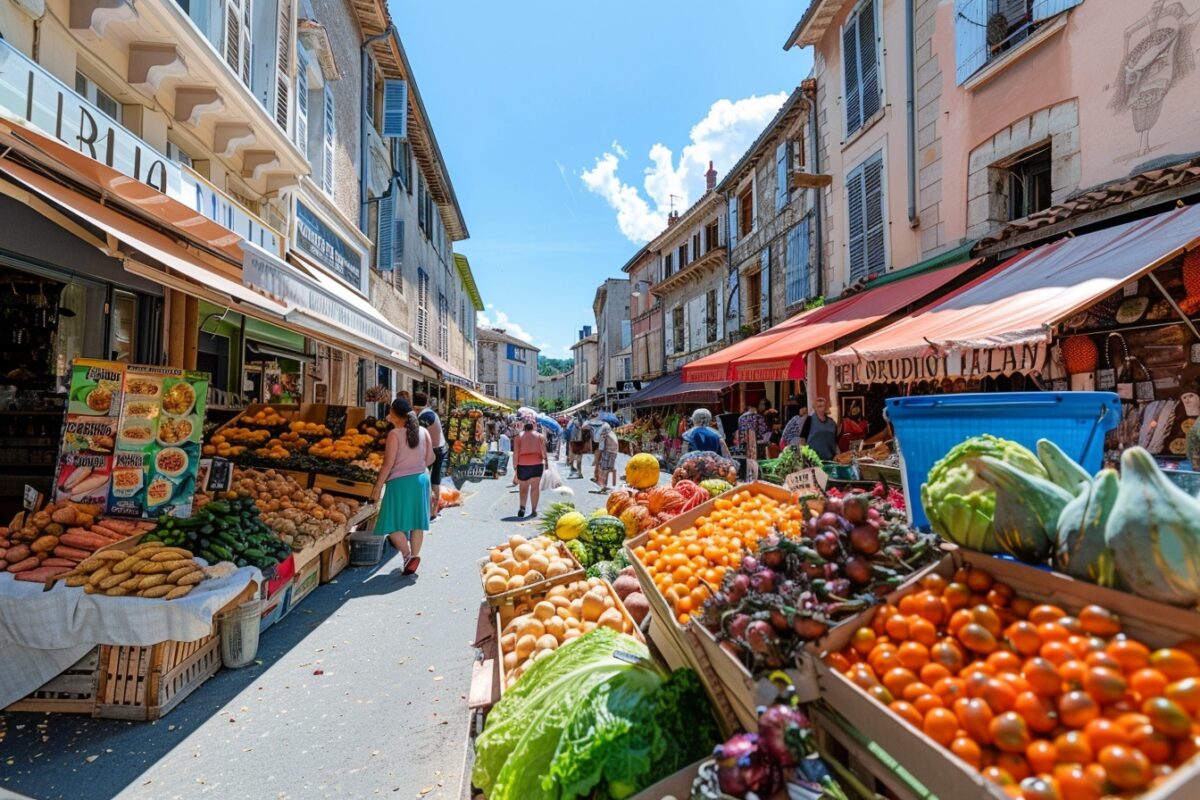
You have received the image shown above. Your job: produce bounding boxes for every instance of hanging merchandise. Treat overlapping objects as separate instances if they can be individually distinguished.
[1095,333,1120,391]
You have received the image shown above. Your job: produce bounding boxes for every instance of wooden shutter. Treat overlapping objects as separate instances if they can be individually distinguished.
[776,141,789,210]
[847,162,866,281]
[376,189,394,271]
[954,0,988,84]
[843,12,862,134]
[664,306,675,356]
[727,194,738,248]
[275,0,291,131]
[224,0,243,80]
[322,85,335,194]
[858,0,881,123]
[381,79,408,138]
[439,293,449,358]
[715,285,725,340]
[295,51,308,151]
[725,268,740,333]
[799,217,812,299]
[239,0,251,85]
[394,218,404,271]
[863,152,886,276]
[760,246,771,327]
[1032,0,1081,20]
[786,223,803,306]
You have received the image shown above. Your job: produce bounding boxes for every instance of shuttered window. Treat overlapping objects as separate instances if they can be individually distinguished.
[785,218,811,307]
[376,190,394,271]
[224,0,252,87]
[956,0,1082,84]
[776,141,790,210]
[727,195,738,249]
[438,292,449,358]
[417,268,430,348]
[843,0,881,136]
[381,80,408,139]
[275,0,292,132]
[847,150,886,282]
[295,51,309,152]
[760,246,772,327]
[322,85,335,195]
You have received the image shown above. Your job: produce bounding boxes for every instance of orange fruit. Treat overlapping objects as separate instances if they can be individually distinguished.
[1024,657,1064,696]
[959,623,999,654]
[1142,696,1192,738]
[1040,641,1076,667]
[1054,730,1094,765]
[931,639,967,673]
[913,693,944,715]
[1014,690,1059,734]
[991,711,1033,753]
[1107,638,1151,673]
[1083,718,1131,750]
[1006,621,1043,656]
[918,594,948,626]
[981,678,1020,714]
[882,667,919,697]
[1083,666,1129,705]
[1078,605,1121,637]
[909,617,939,647]
[1097,744,1151,791]
[1059,691,1101,729]
[920,662,952,686]
[1128,723,1174,764]
[1053,765,1101,800]
[955,697,995,744]
[923,706,959,745]
[1164,676,1200,713]
[1149,648,1200,682]
[885,614,911,641]
[1029,604,1067,624]
[950,735,983,768]
[889,700,923,728]
[982,765,1016,786]
[898,641,931,671]
[943,582,972,610]
[1026,739,1058,775]
[994,751,1032,781]
[921,573,948,593]
[965,569,994,593]
[933,676,968,704]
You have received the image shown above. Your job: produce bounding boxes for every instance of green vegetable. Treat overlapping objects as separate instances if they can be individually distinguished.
[1036,439,1091,495]
[472,628,719,800]
[1054,469,1118,587]
[698,479,733,498]
[921,435,1046,553]
[974,454,1073,563]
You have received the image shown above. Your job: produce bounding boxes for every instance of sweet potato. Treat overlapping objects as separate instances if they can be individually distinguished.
[40,558,77,568]
[7,556,40,573]
[53,545,92,560]
[61,531,111,550]
[50,506,78,525]
[31,535,60,553]
[5,544,30,563]
[93,518,136,536]
[15,566,65,582]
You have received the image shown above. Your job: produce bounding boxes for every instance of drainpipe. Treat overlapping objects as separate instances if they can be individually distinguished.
[906,0,919,227]
[359,25,396,232]
[798,82,824,299]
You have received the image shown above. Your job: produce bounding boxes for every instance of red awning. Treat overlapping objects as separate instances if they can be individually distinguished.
[682,304,832,382]
[726,259,981,382]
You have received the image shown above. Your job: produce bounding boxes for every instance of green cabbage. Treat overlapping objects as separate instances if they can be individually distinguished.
[921,434,1047,553]
[472,628,719,800]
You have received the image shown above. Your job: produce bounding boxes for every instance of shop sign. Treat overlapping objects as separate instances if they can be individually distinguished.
[0,40,278,253]
[56,359,208,518]
[294,200,364,291]
[785,467,827,495]
[832,342,1048,385]
[243,245,405,353]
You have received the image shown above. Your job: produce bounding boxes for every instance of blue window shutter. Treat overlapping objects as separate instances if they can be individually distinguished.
[776,141,789,211]
[955,0,989,84]
[847,162,866,281]
[381,79,408,138]
[394,218,404,270]
[863,152,886,276]
[786,224,802,306]
[295,52,308,152]
[1031,0,1081,21]
[843,13,862,134]
[858,0,881,123]
[760,247,771,327]
[799,217,812,298]
[376,190,394,270]
[728,195,738,248]
[322,85,335,194]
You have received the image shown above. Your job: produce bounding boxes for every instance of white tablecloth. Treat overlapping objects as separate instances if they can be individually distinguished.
[0,568,259,709]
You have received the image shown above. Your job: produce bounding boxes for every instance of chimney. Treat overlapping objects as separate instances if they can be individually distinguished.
[667,210,679,227]
[705,160,717,192]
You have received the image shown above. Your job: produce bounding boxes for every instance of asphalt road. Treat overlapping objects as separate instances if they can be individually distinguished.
[0,453,618,800]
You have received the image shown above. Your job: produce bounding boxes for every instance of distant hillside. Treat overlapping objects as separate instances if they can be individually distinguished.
[538,356,573,376]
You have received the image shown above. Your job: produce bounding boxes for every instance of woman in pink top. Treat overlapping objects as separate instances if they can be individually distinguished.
[512,421,547,518]
[370,397,435,574]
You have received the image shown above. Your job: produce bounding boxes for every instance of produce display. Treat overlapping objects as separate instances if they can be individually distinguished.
[56,540,208,599]
[212,468,359,552]
[496,577,640,690]
[473,627,720,800]
[142,496,291,572]
[672,450,738,486]
[827,563,1200,799]
[699,491,941,673]
[624,451,661,489]
[632,489,807,625]
[0,501,155,583]
[446,409,487,469]
[694,691,850,800]
[539,506,626,569]
[761,445,824,484]
[482,534,579,597]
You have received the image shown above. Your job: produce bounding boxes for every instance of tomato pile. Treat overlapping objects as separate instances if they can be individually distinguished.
[632,490,806,625]
[828,565,1200,799]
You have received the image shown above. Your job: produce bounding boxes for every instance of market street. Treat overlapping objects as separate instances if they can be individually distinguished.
[0,457,617,800]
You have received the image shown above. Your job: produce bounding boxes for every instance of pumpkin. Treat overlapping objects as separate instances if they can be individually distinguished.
[625,453,661,490]
[555,511,587,541]
[606,490,636,518]
[619,505,650,538]
[645,486,685,516]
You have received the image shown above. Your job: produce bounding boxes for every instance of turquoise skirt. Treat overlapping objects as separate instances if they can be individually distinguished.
[373,473,431,536]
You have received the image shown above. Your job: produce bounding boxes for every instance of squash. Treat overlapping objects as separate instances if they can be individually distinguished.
[619,505,650,538]
[1054,469,1118,587]
[555,511,587,541]
[606,489,636,518]
[625,452,661,489]
[975,455,1072,562]
[645,486,685,516]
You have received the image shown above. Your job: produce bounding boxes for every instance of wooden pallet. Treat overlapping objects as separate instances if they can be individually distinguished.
[5,648,100,714]
[93,627,221,720]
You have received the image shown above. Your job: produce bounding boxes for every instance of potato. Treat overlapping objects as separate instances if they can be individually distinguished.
[532,601,556,621]
[513,543,535,561]
[527,553,550,574]
[506,574,525,590]
[597,607,626,633]
[485,574,508,595]
[536,634,558,652]
[544,616,567,641]
[515,634,537,660]
[545,560,570,578]
[515,616,545,639]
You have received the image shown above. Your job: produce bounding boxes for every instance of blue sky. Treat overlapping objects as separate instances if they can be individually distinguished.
[392,1,813,359]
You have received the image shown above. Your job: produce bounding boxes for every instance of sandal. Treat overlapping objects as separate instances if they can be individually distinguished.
[403,556,421,575]
[517,506,526,518]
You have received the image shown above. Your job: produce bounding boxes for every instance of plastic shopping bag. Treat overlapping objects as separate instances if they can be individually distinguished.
[541,462,564,492]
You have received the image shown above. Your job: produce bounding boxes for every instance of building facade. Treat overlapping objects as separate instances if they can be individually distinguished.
[591,278,631,406]
[570,331,599,405]
[623,246,666,382]
[535,369,574,410]
[648,168,730,373]
[476,328,539,405]
[719,88,818,336]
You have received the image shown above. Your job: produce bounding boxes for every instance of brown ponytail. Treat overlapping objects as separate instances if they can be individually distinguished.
[405,411,420,448]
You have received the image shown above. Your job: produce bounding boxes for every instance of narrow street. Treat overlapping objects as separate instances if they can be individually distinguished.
[0,457,620,800]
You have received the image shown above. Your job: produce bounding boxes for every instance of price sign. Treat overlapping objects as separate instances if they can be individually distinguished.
[785,467,828,495]
[23,484,41,512]
[1123,280,1139,297]
[205,457,233,492]
[466,459,487,482]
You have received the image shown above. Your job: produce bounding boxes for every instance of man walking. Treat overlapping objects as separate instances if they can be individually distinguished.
[798,396,838,461]
[412,391,446,521]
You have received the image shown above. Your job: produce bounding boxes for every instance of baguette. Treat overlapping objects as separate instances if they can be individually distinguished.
[165,584,194,600]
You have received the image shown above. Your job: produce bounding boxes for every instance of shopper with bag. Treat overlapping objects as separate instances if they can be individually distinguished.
[370,397,435,575]
[512,421,548,518]
[595,423,620,493]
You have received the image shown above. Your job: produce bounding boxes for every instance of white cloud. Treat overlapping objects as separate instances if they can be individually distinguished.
[581,93,789,243]
[476,308,537,344]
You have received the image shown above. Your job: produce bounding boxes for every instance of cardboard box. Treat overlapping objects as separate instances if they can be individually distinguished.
[812,548,1200,800]
[320,537,349,582]
[287,553,321,610]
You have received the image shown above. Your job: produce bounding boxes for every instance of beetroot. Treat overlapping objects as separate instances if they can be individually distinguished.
[844,557,871,584]
[714,733,782,797]
[842,493,870,525]
[792,614,829,641]
[849,523,881,555]
[746,621,777,655]
[726,613,751,639]
[749,568,776,594]
[757,704,811,766]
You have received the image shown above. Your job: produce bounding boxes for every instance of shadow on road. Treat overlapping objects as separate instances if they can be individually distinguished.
[0,549,417,800]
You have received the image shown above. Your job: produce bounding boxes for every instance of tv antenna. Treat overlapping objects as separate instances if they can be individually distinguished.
[669,194,680,214]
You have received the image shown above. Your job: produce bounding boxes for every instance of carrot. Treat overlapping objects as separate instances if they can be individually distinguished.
[60,532,111,550]
[15,566,67,582]
[54,545,92,560]
[7,556,40,573]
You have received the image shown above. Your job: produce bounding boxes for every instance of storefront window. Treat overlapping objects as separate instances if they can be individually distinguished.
[109,290,138,362]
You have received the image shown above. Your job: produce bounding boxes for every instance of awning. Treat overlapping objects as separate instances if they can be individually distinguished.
[412,345,474,389]
[628,371,732,408]
[0,159,290,319]
[560,397,597,416]
[826,204,1200,383]
[724,259,981,382]
[682,304,829,383]
[455,387,511,410]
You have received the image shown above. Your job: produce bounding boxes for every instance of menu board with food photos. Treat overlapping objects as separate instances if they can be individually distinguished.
[56,359,209,518]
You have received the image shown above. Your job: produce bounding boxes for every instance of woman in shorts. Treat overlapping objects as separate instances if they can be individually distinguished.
[512,421,548,518]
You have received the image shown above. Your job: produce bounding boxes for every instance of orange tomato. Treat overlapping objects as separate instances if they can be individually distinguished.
[987,585,1014,609]
[1083,718,1131,750]
[1029,604,1067,624]
[1026,739,1059,775]
[1128,723,1174,764]
[987,650,1025,674]
[1015,690,1059,734]
[1018,776,1062,800]
[1078,605,1121,638]
[1083,666,1129,705]
[1149,648,1200,682]
[994,751,1032,781]
[947,734,982,767]
[885,614,911,642]
[867,684,895,705]
[1058,616,1085,636]
[971,604,1004,636]
[1097,744,1151,791]
[1083,650,1123,672]
[902,681,934,702]
[934,676,968,704]
[889,700,924,728]
[882,667,920,697]
[921,572,948,593]
[1174,734,1200,764]
[1040,641,1077,667]
[943,582,972,610]
[955,697,995,744]
[1053,765,1101,800]
[982,678,1020,714]
[948,609,975,635]
[1006,621,1043,656]
[1164,676,1200,713]
[923,706,959,746]
[913,693,945,715]
[1059,691,1101,729]
[931,639,967,673]
[897,641,931,671]
[1107,638,1152,673]
[982,765,1016,786]
[1054,730,1094,765]
[919,594,948,626]
[1142,696,1192,739]
[1009,596,1035,619]
[959,623,999,654]
[991,711,1033,753]
[909,617,939,647]
[965,568,994,593]
[920,661,952,686]
[1024,657,1064,696]
[827,651,854,673]
[1037,622,1072,644]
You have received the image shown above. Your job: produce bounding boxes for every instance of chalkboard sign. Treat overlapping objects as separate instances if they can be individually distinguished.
[325,405,349,437]
[466,458,487,482]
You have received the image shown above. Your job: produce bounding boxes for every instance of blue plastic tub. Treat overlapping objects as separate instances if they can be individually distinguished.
[885,392,1122,529]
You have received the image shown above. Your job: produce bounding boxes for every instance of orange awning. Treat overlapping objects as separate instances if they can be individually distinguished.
[723,259,980,382]
[682,304,831,382]
[825,204,1200,383]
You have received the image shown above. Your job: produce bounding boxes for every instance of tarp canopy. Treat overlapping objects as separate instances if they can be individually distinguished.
[560,397,596,416]
[682,304,829,383]
[825,204,1200,383]
[704,259,980,383]
[455,387,511,410]
[628,371,732,408]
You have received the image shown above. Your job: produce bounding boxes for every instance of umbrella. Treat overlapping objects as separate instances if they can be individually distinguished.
[596,411,620,426]
[536,415,562,434]
[517,406,538,418]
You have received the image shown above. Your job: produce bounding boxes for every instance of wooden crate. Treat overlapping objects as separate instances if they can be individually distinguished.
[811,548,1200,800]
[93,627,221,720]
[478,539,585,608]
[312,473,374,499]
[320,537,349,582]
[288,552,322,609]
[809,704,929,800]
[5,648,100,714]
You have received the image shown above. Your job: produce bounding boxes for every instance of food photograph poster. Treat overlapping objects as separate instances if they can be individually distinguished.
[57,359,209,518]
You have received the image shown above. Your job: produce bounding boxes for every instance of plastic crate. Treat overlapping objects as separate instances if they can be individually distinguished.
[885,392,1121,529]
[348,534,387,566]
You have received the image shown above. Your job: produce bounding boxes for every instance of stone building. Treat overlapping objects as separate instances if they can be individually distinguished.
[476,328,539,406]
[623,246,665,383]
[535,369,574,410]
[570,330,599,405]
[592,278,632,407]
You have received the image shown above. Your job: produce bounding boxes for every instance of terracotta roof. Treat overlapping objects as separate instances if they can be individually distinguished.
[977,156,1200,252]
